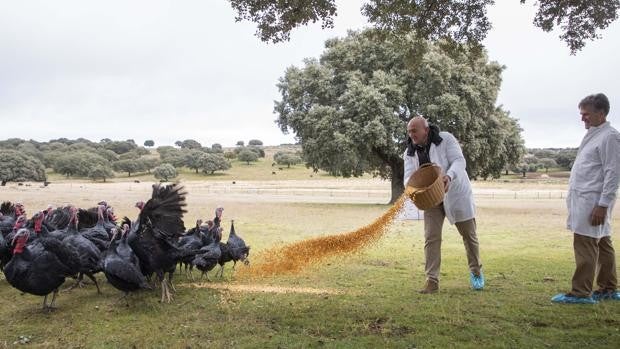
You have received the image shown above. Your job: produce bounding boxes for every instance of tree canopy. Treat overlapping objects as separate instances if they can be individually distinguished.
[89,165,114,182]
[201,153,232,174]
[237,149,259,164]
[275,30,524,202]
[176,139,203,149]
[230,0,619,54]
[113,159,145,177]
[153,163,178,182]
[0,150,47,186]
[274,151,303,168]
[53,152,110,178]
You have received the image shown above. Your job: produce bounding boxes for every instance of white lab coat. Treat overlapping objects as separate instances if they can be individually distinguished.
[403,131,475,224]
[567,121,620,238]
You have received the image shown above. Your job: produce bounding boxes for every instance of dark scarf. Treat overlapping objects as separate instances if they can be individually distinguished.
[406,124,443,165]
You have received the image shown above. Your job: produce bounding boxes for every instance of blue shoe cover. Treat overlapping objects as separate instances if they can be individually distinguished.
[551,293,598,304]
[470,271,485,290]
[592,290,620,301]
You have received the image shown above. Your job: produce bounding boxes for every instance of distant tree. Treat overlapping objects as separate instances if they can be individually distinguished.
[104,140,137,154]
[0,138,25,149]
[53,152,109,178]
[42,151,63,168]
[88,164,114,182]
[144,140,155,147]
[248,139,263,146]
[224,151,236,159]
[49,138,72,145]
[539,158,558,173]
[0,150,47,186]
[233,146,245,155]
[211,143,223,152]
[185,150,207,173]
[76,138,96,146]
[156,146,176,157]
[531,149,556,159]
[247,145,265,158]
[523,154,539,164]
[556,151,577,170]
[273,151,287,163]
[179,139,202,149]
[100,138,112,143]
[201,153,232,174]
[238,149,259,165]
[153,163,178,182]
[135,147,150,156]
[17,142,44,162]
[96,148,120,162]
[236,141,244,146]
[139,157,161,173]
[160,148,188,168]
[68,142,98,153]
[113,159,145,177]
[174,140,183,148]
[511,163,528,178]
[40,142,67,152]
[274,151,302,168]
[119,151,141,160]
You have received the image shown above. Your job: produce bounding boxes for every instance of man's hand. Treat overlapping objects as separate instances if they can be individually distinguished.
[590,205,607,226]
[442,175,451,193]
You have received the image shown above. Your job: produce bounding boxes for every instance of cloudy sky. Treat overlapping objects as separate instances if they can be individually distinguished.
[1,1,619,148]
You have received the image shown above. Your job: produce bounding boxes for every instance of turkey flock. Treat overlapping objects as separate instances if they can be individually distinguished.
[0,183,250,310]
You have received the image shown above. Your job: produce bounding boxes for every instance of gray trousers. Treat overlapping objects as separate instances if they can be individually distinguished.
[423,203,482,282]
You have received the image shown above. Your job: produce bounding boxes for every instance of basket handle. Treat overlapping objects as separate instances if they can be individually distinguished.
[419,163,436,170]
[410,187,427,201]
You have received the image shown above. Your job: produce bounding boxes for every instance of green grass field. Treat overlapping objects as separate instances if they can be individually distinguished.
[1,166,619,348]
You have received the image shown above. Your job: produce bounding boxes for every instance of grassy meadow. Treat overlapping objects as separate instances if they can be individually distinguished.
[1,158,619,348]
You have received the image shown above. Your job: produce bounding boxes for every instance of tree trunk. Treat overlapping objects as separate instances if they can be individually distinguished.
[1,180,6,186]
[195,168,199,173]
[128,172,132,177]
[389,162,404,204]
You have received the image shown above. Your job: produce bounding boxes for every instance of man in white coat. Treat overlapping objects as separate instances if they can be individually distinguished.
[552,93,620,304]
[404,116,484,294]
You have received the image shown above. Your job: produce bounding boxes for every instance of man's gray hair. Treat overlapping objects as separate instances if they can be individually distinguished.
[579,93,610,116]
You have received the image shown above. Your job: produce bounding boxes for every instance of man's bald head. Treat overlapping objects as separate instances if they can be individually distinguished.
[407,116,430,145]
[408,116,428,129]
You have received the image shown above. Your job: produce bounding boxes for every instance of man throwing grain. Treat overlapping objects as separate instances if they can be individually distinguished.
[404,116,484,294]
[552,93,620,304]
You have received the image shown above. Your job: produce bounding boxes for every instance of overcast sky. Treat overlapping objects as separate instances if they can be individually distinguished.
[1,1,619,149]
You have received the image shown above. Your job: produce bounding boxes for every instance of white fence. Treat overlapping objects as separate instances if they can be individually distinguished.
[198,185,569,200]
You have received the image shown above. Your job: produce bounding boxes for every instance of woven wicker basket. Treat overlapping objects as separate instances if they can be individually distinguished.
[406,163,445,210]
